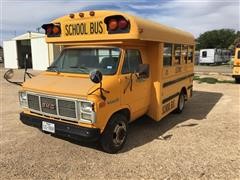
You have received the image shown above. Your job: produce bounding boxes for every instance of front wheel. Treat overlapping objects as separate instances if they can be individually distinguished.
[100,113,128,154]
[175,91,185,113]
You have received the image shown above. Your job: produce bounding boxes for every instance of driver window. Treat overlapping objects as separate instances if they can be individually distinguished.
[122,49,142,74]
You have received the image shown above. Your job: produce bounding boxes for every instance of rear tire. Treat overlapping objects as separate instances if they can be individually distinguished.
[175,91,185,113]
[100,113,128,154]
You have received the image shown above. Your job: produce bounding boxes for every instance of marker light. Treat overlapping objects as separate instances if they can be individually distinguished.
[118,19,128,29]
[89,11,95,16]
[79,12,84,18]
[108,19,118,30]
[69,13,75,18]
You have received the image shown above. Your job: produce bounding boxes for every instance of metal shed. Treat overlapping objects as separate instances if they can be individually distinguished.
[3,32,61,70]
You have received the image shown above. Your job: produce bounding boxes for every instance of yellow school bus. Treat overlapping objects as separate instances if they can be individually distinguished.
[19,10,194,153]
[232,48,240,83]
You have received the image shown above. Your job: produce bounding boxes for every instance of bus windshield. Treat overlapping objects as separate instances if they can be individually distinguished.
[47,48,121,75]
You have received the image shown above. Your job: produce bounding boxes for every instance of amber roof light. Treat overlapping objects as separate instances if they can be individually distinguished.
[69,13,75,18]
[89,11,95,16]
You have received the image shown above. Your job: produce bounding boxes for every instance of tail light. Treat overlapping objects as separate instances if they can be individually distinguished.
[118,18,128,29]
[41,23,61,37]
[104,15,130,34]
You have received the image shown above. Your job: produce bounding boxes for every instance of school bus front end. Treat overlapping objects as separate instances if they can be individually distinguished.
[19,10,194,153]
[232,48,240,83]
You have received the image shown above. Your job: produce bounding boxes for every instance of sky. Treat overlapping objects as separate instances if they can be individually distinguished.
[0,0,239,45]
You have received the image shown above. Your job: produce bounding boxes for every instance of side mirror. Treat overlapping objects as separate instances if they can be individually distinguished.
[138,64,149,78]
[89,69,102,84]
[4,69,14,80]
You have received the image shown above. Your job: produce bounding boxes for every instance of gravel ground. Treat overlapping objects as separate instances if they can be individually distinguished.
[0,66,239,179]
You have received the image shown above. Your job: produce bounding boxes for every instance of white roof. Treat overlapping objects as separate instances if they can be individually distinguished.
[13,32,45,40]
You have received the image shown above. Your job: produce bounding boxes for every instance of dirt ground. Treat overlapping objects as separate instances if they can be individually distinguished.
[0,66,239,179]
[194,64,232,74]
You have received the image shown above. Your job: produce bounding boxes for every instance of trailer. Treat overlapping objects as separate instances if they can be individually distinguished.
[199,49,231,65]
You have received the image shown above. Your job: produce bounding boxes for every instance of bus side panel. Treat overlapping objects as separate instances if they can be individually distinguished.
[160,45,194,119]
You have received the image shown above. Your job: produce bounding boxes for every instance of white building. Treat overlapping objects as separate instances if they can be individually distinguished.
[3,32,61,70]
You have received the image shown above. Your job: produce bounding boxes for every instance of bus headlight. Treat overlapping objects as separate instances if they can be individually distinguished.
[81,101,93,113]
[78,101,95,123]
[19,91,28,108]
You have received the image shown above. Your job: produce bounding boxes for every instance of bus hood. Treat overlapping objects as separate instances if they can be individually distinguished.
[22,73,96,98]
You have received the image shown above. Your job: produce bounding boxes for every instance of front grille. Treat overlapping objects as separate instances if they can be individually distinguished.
[27,94,40,111]
[40,97,57,115]
[27,93,77,121]
[58,99,76,118]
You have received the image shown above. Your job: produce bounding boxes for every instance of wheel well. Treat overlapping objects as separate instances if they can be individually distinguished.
[181,87,187,100]
[112,108,131,122]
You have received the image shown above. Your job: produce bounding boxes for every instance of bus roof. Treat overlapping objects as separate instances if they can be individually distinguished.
[44,10,195,45]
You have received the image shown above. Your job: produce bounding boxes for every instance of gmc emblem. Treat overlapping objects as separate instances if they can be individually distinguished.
[42,102,56,110]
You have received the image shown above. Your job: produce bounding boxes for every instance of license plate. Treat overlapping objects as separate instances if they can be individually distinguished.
[42,121,55,133]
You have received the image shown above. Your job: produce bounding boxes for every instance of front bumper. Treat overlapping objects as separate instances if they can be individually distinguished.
[20,112,100,141]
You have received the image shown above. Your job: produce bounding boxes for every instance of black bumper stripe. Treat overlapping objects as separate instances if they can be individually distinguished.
[163,73,194,88]
[20,112,100,142]
[162,92,179,104]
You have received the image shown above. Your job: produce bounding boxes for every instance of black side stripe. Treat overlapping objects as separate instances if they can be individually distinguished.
[162,92,179,104]
[233,65,240,67]
[163,73,194,88]
[187,85,193,89]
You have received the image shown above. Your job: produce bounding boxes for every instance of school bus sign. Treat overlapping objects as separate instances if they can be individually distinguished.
[64,20,105,36]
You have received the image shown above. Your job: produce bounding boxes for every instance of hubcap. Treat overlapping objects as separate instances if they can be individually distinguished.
[113,122,127,146]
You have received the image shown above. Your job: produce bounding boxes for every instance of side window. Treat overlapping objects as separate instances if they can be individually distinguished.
[188,46,194,63]
[163,43,172,66]
[122,49,142,74]
[202,51,207,58]
[182,45,188,64]
[238,50,240,59]
[174,44,181,65]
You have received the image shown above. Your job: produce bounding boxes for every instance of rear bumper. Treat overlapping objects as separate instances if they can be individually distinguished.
[20,112,100,141]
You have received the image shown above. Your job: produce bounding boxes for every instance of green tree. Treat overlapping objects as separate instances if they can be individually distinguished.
[196,29,238,50]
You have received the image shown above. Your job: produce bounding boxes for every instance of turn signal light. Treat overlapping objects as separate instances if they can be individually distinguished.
[41,23,61,37]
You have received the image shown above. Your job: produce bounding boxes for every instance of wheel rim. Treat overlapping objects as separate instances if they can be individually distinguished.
[113,121,127,146]
[179,94,185,110]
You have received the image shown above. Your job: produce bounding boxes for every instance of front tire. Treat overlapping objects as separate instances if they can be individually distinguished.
[175,91,185,113]
[100,113,128,154]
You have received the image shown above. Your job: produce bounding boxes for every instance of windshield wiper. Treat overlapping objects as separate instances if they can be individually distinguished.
[69,66,89,73]
[47,65,59,73]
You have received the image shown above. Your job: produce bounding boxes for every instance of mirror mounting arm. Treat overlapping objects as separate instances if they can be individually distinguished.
[88,82,110,101]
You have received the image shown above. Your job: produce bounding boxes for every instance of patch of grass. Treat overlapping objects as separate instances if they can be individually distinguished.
[193,76,200,80]
[194,76,234,84]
